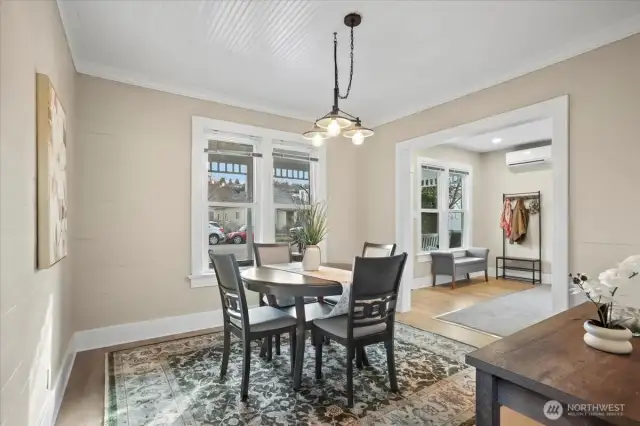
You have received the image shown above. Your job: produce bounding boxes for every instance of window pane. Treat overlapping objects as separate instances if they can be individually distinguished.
[273,151,311,204]
[208,206,254,267]
[421,212,439,251]
[275,208,301,243]
[449,172,465,209]
[421,168,439,209]
[448,212,464,249]
[207,140,253,203]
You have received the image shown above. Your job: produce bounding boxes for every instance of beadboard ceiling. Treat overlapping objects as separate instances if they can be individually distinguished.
[57,0,640,127]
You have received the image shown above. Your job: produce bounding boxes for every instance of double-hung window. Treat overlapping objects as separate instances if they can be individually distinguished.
[418,158,471,253]
[191,117,325,287]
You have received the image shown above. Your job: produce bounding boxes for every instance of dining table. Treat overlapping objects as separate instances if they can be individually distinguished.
[241,262,352,390]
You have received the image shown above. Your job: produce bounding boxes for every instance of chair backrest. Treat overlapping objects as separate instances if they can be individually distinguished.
[253,243,292,266]
[362,242,396,258]
[348,253,408,338]
[211,253,250,331]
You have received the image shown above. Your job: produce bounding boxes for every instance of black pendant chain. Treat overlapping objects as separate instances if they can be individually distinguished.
[335,26,355,100]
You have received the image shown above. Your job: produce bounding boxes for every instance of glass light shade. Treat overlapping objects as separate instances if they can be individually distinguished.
[327,119,341,136]
[351,131,365,145]
[302,127,329,145]
[316,115,353,130]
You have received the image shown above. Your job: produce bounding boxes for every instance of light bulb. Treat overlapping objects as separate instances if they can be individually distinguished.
[352,130,364,145]
[312,134,324,147]
[327,119,341,136]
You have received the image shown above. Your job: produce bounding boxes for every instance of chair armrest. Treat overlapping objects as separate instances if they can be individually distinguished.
[466,248,489,260]
[430,251,455,275]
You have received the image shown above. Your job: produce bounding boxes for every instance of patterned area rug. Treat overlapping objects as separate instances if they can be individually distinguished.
[105,324,477,425]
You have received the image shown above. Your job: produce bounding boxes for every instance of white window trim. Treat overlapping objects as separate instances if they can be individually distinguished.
[415,156,473,259]
[190,116,327,287]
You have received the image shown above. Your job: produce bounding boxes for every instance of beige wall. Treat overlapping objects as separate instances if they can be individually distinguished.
[73,75,359,331]
[477,149,553,276]
[358,33,640,281]
[0,1,76,425]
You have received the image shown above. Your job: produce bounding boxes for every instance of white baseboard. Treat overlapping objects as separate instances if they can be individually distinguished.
[38,341,76,426]
[73,309,226,352]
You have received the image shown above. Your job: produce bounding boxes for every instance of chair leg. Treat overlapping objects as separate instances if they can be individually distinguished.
[432,273,436,286]
[361,347,370,367]
[241,339,251,401]
[451,275,456,289]
[220,329,230,378]
[266,335,273,361]
[466,273,470,280]
[275,335,281,355]
[346,345,354,407]
[385,340,398,392]
[356,346,364,370]
[289,331,296,375]
[259,338,267,358]
[314,331,323,380]
[485,269,489,282]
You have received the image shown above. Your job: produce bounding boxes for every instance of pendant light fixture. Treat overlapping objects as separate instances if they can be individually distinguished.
[303,13,374,146]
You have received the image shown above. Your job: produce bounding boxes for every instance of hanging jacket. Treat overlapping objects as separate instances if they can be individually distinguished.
[510,199,529,243]
[500,199,512,238]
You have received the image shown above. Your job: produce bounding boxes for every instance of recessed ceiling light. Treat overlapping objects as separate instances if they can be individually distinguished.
[492,138,502,144]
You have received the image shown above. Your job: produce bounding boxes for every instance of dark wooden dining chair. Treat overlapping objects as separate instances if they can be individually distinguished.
[253,242,318,358]
[211,253,298,401]
[312,253,408,407]
[324,242,396,306]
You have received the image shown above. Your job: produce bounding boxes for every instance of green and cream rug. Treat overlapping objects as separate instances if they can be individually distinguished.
[105,324,477,425]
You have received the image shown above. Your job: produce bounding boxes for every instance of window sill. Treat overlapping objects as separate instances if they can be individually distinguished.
[416,248,467,263]
[188,265,253,288]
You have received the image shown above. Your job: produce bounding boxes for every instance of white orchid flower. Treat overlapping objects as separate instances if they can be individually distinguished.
[618,254,640,276]
[598,268,625,288]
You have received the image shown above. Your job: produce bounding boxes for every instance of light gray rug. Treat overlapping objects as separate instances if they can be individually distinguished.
[436,285,553,337]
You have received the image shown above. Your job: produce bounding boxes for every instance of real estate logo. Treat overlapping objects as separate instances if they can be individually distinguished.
[544,400,563,420]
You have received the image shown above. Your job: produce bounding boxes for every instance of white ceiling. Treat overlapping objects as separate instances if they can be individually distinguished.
[57,1,640,127]
[448,119,552,153]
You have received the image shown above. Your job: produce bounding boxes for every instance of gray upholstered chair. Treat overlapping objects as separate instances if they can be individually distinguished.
[312,253,408,407]
[211,253,297,401]
[324,242,396,306]
[430,248,489,289]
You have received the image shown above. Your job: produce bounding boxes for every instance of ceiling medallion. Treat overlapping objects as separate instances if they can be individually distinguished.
[303,13,374,147]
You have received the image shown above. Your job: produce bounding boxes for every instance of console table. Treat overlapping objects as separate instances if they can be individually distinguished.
[466,303,639,426]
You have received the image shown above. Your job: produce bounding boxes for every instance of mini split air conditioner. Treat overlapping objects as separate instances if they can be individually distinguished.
[505,145,552,172]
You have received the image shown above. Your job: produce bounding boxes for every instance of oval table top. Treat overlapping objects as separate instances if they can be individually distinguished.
[241,266,343,298]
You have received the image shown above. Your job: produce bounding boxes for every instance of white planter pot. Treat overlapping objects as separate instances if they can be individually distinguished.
[302,245,321,271]
[583,320,633,355]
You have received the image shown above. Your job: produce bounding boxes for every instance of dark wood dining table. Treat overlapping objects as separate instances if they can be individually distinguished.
[241,265,345,390]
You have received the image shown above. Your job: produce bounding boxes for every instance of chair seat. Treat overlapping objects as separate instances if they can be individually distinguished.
[313,315,387,339]
[230,306,297,333]
[454,256,485,267]
[281,302,334,324]
[323,295,341,305]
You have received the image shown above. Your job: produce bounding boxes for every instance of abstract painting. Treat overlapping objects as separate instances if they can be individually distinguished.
[36,73,68,268]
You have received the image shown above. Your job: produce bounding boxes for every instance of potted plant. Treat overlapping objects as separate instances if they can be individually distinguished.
[293,202,327,271]
[570,255,639,354]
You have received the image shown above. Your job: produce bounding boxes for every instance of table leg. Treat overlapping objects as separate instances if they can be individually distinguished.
[476,369,500,426]
[293,296,306,391]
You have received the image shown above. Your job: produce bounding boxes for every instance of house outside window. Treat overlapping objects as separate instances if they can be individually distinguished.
[418,158,471,253]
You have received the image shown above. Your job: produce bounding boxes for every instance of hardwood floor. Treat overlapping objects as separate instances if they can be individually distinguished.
[56,278,540,426]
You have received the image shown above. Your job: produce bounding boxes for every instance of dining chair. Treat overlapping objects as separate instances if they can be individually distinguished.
[324,242,396,306]
[211,253,298,401]
[253,242,317,357]
[312,253,408,407]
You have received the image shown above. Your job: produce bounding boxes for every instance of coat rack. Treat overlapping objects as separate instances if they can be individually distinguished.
[497,191,542,284]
